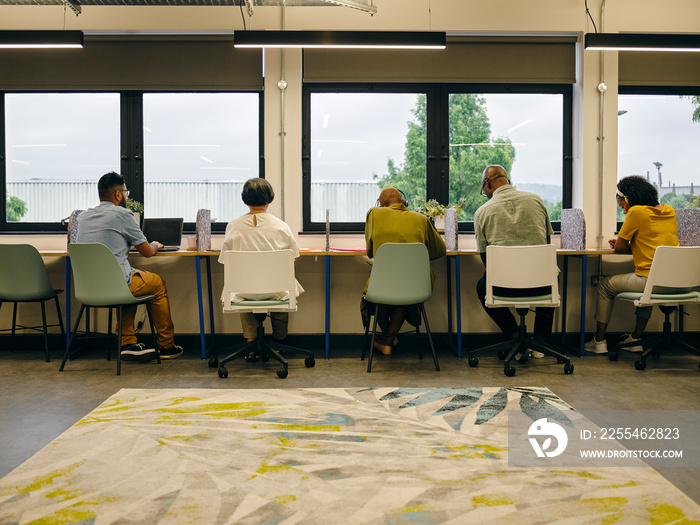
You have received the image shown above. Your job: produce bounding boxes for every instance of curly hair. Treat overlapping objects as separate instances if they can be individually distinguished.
[241,178,275,207]
[617,175,659,207]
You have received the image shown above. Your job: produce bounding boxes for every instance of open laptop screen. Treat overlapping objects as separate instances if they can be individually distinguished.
[142,218,183,248]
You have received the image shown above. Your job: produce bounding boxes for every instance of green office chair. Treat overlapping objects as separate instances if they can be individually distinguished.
[610,245,700,370]
[0,244,65,362]
[361,242,439,373]
[59,243,161,375]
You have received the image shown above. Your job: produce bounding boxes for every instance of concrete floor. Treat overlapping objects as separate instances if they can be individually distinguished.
[1,341,699,506]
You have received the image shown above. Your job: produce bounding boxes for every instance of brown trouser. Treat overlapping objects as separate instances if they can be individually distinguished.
[118,269,175,348]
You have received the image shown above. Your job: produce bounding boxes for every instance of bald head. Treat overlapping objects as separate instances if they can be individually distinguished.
[481,165,510,199]
[378,187,405,207]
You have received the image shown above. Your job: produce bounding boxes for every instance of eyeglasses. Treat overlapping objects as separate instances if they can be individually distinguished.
[480,178,489,198]
[117,187,130,198]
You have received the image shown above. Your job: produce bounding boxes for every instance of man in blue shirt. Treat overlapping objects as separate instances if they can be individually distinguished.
[77,172,183,361]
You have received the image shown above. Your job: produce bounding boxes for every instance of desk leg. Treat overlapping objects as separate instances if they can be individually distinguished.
[65,258,71,348]
[561,256,569,346]
[446,256,453,349]
[205,256,216,354]
[579,255,587,357]
[325,255,330,359]
[455,256,462,359]
[195,255,206,359]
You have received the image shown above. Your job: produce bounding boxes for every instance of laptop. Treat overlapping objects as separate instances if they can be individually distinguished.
[141,218,184,252]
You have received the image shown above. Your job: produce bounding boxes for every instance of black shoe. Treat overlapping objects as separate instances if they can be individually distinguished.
[159,345,183,360]
[121,343,157,363]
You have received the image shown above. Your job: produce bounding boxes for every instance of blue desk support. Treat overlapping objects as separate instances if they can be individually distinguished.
[445,255,462,358]
[195,254,216,359]
[325,255,330,359]
[561,253,587,357]
[65,258,71,347]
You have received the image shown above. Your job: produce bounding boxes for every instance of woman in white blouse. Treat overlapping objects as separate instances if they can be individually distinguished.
[219,178,303,343]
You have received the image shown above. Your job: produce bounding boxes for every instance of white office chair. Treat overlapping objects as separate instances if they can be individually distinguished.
[208,249,315,379]
[468,244,574,376]
[610,245,700,370]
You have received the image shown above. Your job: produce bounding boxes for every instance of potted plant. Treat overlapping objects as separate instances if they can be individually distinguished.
[126,198,144,228]
[414,196,468,230]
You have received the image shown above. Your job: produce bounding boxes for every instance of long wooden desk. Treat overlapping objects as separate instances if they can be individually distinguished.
[42,247,612,361]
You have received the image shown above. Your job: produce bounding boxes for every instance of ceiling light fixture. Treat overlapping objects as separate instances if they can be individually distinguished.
[584,33,700,52]
[322,0,377,15]
[233,30,446,49]
[0,30,84,49]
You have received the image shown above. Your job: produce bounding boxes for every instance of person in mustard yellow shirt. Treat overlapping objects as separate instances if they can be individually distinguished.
[585,176,680,354]
[362,187,446,355]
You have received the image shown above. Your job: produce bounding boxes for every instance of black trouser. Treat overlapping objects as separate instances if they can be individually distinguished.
[476,273,554,338]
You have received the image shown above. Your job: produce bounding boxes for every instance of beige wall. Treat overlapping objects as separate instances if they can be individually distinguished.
[1,0,699,338]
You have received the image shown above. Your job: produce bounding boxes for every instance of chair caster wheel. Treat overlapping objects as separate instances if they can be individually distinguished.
[634,360,646,371]
[261,352,270,362]
[468,356,479,367]
[277,367,288,379]
[218,367,228,378]
[208,357,218,368]
[497,350,508,360]
[305,357,315,368]
[608,351,618,362]
[504,366,516,377]
[564,363,574,374]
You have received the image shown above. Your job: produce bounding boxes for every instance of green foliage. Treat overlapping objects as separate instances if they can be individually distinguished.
[374,93,516,221]
[6,195,27,222]
[545,200,562,221]
[688,95,700,123]
[661,192,696,210]
[126,198,143,214]
[413,196,468,219]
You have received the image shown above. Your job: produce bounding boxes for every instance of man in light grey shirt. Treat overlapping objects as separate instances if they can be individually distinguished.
[474,165,554,353]
[77,172,183,362]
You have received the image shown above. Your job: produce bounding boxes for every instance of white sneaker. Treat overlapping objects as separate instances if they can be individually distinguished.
[530,350,545,359]
[620,334,643,353]
[584,338,608,354]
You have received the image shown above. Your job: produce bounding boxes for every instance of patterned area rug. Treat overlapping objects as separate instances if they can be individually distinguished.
[1,387,699,524]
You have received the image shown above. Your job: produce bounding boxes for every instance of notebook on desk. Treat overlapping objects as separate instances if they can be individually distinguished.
[141,218,183,252]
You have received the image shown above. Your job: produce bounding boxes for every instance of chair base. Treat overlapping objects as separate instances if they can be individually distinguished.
[468,308,573,377]
[0,295,65,362]
[209,313,315,379]
[609,306,700,370]
[361,303,439,373]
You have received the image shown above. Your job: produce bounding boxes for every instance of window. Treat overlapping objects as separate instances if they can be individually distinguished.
[143,93,261,223]
[303,84,572,232]
[4,93,120,226]
[617,88,700,222]
[1,91,262,232]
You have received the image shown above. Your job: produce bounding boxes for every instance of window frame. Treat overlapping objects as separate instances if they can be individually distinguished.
[616,85,700,230]
[302,82,572,233]
[1,89,264,234]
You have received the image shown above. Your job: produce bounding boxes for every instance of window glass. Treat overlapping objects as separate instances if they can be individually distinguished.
[448,93,563,221]
[143,93,259,223]
[5,93,120,223]
[309,92,423,223]
[617,94,700,221]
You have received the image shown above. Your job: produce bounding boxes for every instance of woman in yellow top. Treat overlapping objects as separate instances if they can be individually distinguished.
[585,176,680,354]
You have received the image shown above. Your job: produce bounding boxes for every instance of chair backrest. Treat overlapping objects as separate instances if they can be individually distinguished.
[221,249,297,311]
[0,244,56,301]
[365,243,432,306]
[68,243,139,306]
[485,244,559,307]
[638,245,700,304]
